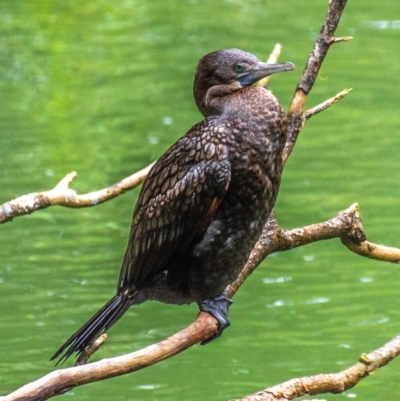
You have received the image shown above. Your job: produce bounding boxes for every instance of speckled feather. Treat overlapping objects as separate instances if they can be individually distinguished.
[51,49,293,363]
[122,85,287,303]
[119,119,232,292]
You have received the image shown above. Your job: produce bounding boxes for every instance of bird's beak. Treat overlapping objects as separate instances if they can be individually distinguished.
[237,62,295,87]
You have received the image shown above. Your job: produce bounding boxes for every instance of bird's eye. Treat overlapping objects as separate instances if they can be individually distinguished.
[234,64,244,73]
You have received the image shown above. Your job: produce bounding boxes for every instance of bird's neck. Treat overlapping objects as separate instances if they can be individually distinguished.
[194,81,244,117]
[195,85,277,121]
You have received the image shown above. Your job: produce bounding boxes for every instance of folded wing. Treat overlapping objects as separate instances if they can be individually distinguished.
[118,121,231,292]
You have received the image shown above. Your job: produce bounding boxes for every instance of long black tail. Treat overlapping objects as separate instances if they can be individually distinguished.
[51,293,131,365]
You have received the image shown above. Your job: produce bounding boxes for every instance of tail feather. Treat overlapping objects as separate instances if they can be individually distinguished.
[51,293,131,365]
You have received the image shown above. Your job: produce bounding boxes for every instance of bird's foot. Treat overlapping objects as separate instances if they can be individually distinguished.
[199,295,233,345]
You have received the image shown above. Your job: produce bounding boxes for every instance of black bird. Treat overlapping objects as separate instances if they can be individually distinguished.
[52,49,294,364]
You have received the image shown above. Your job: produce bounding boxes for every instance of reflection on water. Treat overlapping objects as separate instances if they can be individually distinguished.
[1,1,400,400]
[362,20,400,29]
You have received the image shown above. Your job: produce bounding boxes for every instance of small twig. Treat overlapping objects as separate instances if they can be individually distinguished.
[258,43,283,88]
[304,88,352,120]
[266,43,283,64]
[330,36,353,43]
[75,335,108,366]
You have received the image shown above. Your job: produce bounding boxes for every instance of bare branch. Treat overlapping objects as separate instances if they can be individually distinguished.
[75,334,108,366]
[231,335,400,401]
[224,203,364,297]
[0,164,153,224]
[330,36,353,43]
[228,201,400,298]
[281,113,306,165]
[343,239,400,263]
[283,0,350,165]
[1,313,218,401]
[289,0,348,115]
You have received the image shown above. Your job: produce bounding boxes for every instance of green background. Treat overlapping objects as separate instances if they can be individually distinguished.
[1,0,400,399]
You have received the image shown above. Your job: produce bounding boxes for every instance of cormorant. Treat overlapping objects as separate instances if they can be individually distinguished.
[52,49,294,364]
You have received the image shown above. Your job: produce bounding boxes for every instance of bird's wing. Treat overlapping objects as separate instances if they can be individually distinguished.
[118,120,231,291]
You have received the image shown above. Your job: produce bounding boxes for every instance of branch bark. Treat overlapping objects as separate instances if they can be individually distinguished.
[284,0,350,165]
[232,335,400,401]
[0,312,219,401]
[0,165,153,224]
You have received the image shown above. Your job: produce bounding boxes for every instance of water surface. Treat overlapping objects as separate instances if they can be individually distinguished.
[1,1,400,400]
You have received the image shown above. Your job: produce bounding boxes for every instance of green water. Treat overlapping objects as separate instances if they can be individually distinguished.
[1,0,400,399]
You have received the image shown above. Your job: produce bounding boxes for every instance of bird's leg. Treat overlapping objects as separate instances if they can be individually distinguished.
[199,294,233,344]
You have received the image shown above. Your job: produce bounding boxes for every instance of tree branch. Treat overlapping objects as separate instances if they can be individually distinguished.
[284,0,350,165]
[289,0,348,112]
[232,334,400,401]
[304,88,352,120]
[0,312,219,401]
[0,164,153,224]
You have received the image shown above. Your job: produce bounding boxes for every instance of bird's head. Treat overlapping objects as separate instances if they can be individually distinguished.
[193,48,294,117]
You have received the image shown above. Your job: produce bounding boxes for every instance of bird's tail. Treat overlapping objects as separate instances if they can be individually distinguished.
[51,293,132,365]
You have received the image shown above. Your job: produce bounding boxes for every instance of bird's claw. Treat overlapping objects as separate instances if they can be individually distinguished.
[199,295,232,344]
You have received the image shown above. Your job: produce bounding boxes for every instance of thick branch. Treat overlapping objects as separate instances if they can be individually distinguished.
[225,202,364,297]
[227,201,400,298]
[0,313,218,401]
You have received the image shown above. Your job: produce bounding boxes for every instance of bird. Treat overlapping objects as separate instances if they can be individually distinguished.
[51,48,294,364]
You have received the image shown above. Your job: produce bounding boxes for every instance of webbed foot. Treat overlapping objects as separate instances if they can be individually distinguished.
[199,294,233,344]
